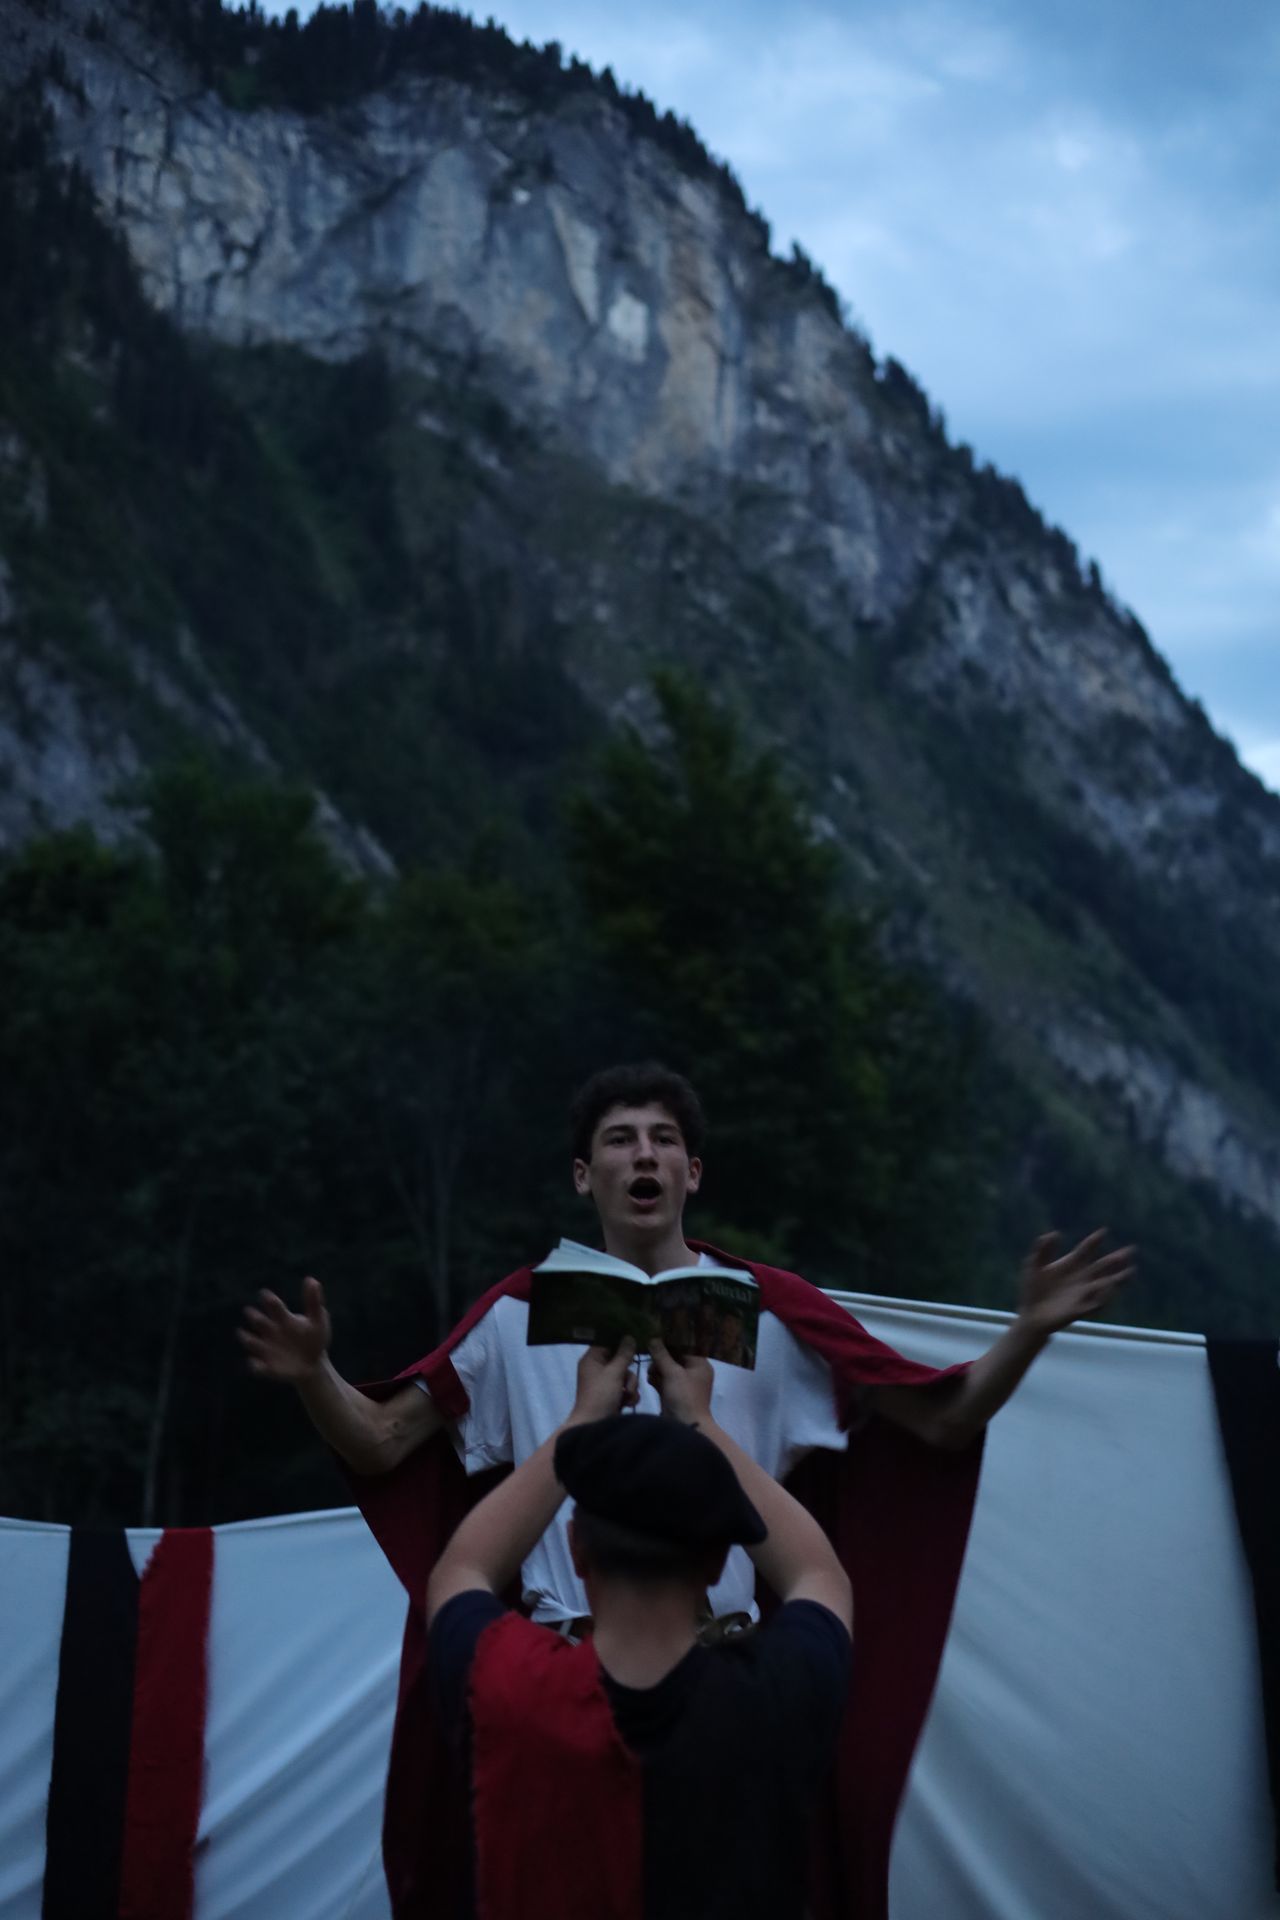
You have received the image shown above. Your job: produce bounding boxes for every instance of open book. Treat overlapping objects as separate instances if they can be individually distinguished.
[527,1240,760,1370]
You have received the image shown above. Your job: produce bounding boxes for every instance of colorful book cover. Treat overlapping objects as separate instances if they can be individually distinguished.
[527,1242,759,1370]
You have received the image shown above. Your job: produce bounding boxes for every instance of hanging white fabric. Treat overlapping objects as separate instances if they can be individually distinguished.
[1,1297,1276,1919]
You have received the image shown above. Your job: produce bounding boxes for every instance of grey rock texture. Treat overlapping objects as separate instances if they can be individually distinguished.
[0,623,143,857]
[3,0,1279,1239]
[0,578,393,874]
[1045,1018,1280,1229]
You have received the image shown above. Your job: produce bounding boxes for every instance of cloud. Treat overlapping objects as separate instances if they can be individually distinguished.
[1247,495,1280,573]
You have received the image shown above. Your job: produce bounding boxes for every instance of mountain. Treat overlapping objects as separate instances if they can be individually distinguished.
[3,0,1279,1333]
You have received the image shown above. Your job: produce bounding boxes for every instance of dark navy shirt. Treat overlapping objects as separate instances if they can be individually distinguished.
[430,1592,851,1920]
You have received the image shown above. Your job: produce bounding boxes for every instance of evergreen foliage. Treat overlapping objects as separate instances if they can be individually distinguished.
[0,722,992,1527]
[568,673,988,1289]
[4,723,1271,1530]
[138,0,764,238]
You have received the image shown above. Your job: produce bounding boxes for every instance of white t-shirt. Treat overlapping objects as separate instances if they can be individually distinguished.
[437,1274,848,1623]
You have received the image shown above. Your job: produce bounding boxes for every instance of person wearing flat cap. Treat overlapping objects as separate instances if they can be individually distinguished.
[426,1335,853,1920]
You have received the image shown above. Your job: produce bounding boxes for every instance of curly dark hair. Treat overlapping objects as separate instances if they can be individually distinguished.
[569,1063,706,1163]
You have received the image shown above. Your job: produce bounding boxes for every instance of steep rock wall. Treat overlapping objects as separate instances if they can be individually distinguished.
[3,0,1280,1239]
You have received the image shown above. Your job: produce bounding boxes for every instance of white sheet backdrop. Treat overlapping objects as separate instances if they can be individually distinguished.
[847,1298,1278,1920]
[2,1296,1276,1920]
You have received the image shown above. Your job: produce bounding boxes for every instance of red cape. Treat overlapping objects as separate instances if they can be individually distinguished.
[349,1246,985,1920]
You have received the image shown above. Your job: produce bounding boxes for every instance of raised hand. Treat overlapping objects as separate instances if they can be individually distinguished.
[570,1339,640,1423]
[238,1276,332,1382]
[1018,1230,1136,1336]
[648,1338,715,1425]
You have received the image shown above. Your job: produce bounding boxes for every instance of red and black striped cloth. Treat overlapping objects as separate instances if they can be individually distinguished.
[42,1528,212,1920]
[34,1333,1279,1914]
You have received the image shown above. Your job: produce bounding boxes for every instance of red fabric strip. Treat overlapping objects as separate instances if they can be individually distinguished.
[117,1528,214,1920]
[786,1424,984,1920]
[470,1614,643,1920]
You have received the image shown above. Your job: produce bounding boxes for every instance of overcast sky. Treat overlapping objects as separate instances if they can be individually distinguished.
[273,1,1280,791]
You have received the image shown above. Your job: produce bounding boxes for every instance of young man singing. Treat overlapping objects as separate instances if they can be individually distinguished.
[239,1062,1132,1919]
[426,1338,852,1920]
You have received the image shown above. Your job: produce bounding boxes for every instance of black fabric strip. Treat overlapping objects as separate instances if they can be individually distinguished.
[42,1528,140,1920]
[1207,1339,1280,1888]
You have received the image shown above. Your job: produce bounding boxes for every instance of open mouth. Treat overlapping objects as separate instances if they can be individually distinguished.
[628,1177,662,1204]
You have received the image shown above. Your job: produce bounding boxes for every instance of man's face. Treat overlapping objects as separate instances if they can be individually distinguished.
[573,1101,702,1240]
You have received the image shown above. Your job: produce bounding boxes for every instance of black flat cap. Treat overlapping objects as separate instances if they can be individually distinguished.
[555,1414,767,1548]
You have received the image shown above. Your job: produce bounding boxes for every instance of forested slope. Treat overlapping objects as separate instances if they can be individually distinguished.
[1,2,1277,1526]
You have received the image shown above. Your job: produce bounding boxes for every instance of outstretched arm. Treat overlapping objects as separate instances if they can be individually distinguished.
[871,1229,1137,1450]
[238,1276,442,1474]
[648,1341,852,1632]
[427,1342,638,1625]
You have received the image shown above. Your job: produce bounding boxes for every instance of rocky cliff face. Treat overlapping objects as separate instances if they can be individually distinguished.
[4,0,1280,1254]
